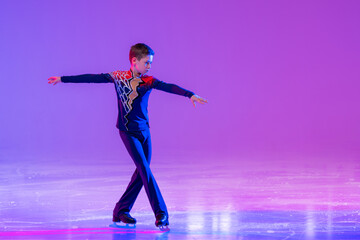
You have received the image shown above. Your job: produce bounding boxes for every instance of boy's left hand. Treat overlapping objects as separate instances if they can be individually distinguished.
[190,95,208,107]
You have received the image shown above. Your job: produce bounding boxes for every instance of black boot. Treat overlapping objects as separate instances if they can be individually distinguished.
[155,212,169,227]
[113,212,136,224]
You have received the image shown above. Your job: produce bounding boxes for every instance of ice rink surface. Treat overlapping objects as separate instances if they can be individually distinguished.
[1,151,359,239]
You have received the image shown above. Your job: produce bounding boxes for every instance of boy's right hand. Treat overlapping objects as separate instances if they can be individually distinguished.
[48,76,61,85]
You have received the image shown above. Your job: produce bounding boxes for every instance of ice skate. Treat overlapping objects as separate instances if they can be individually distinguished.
[109,212,136,228]
[155,212,170,231]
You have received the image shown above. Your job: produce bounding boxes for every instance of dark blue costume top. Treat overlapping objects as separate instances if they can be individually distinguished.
[61,69,195,131]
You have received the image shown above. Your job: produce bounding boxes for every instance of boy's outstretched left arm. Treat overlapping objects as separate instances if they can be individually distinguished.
[152,79,208,107]
[190,94,208,107]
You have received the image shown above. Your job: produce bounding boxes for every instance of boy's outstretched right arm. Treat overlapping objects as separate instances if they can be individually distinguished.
[48,73,113,85]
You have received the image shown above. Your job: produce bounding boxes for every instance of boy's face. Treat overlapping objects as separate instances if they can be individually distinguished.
[132,55,153,75]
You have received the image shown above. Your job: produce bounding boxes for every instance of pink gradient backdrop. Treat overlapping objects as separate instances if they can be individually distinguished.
[0,0,359,162]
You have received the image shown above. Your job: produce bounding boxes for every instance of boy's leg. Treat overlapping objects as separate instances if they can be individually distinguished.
[113,129,167,219]
[113,168,143,218]
[113,130,152,216]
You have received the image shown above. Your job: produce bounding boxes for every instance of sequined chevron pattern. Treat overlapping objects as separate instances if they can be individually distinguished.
[110,70,143,130]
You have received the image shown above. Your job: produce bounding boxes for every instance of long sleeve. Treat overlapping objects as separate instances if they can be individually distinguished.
[61,73,113,83]
[152,79,195,98]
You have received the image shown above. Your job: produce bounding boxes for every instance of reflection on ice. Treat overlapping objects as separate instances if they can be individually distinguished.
[305,208,315,239]
[186,212,204,232]
[1,153,359,239]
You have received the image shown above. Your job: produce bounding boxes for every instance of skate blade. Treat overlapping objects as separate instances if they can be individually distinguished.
[109,222,136,229]
[158,225,170,232]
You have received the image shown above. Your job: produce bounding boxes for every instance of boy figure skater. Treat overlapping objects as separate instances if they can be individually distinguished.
[48,43,207,230]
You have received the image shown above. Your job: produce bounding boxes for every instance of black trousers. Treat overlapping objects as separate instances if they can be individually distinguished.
[113,128,168,218]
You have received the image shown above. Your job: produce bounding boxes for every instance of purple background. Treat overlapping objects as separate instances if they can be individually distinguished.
[0,0,359,163]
